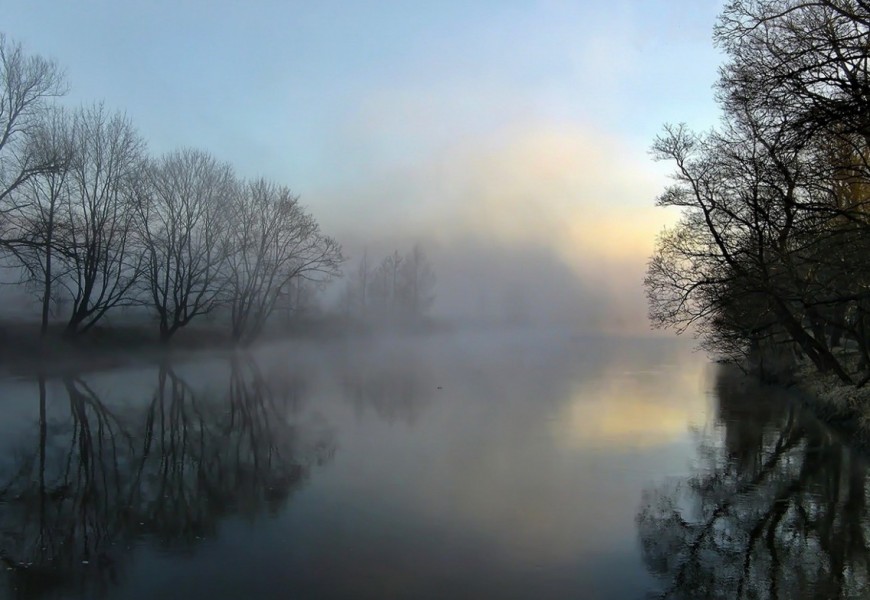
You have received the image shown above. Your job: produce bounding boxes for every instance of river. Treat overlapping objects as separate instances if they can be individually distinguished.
[0,331,862,599]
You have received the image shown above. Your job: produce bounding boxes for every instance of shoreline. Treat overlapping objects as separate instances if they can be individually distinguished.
[0,318,330,377]
[774,366,870,449]
[0,315,457,377]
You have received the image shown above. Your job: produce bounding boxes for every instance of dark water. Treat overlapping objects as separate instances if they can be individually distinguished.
[0,332,862,599]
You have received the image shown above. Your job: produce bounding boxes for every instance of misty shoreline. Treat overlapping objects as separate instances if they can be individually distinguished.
[0,316,371,377]
[0,317,500,377]
[0,316,679,379]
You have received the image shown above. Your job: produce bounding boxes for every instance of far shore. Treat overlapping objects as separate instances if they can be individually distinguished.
[0,315,486,376]
[0,316,360,376]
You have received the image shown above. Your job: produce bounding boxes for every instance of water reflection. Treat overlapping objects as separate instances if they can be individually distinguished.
[0,335,721,599]
[638,367,870,599]
[338,348,435,425]
[0,356,334,599]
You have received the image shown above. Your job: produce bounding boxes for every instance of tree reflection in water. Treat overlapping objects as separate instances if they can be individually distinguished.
[339,350,435,425]
[638,367,870,599]
[0,355,334,599]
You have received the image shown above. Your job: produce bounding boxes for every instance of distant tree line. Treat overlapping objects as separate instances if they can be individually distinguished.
[340,244,436,323]
[645,1,870,385]
[0,33,342,345]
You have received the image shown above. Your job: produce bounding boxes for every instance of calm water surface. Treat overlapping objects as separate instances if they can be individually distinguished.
[0,332,862,599]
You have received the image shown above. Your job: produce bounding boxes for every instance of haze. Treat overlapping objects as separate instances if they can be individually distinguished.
[5,0,723,334]
[9,3,867,598]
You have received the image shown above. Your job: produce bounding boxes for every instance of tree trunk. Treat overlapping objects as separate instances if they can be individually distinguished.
[40,230,53,338]
[776,300,853,384]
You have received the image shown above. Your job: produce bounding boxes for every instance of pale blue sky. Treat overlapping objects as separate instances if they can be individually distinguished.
[5,0,726,330]
[7,1,722,187]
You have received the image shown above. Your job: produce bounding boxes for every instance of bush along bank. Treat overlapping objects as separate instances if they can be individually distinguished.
[743,343,870,448]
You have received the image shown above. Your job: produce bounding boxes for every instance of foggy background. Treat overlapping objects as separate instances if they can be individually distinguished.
[3,0,726,334]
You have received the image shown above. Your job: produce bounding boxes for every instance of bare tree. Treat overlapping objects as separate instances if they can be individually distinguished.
[274,276,322,323]
[357,248,370,317]
[341,248,373,318]
[339,246,435,323]
[370,250,403,314]
[0,33,66,213]
[135,149,235,341]
[225,179,342,344]
[716,1,870,146]
[17,107,75,336]
[56,104,145,336]
[369,256,391,312]
[646,0,870,384]
[646,120,854,382]
[398,243,436,318]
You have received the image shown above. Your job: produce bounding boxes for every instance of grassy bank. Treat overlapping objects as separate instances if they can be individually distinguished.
[0,315,450,376]
[786,362,870,445]
[0,320,232,376]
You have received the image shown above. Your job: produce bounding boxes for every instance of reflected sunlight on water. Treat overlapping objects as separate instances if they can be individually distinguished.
[0,333,844,599]
[554,354,712,450]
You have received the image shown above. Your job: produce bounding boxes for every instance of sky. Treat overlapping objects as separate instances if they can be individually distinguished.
[5,0,726,333]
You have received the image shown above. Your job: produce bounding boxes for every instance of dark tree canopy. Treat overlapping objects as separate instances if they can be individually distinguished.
[647,0,870,385]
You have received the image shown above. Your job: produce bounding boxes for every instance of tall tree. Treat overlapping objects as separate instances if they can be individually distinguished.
[135,149,235,341]
[717,0,870,146]
[225,179,342,344]
[0,33,66,215]
[398,244,436,318]
[17,107,74,336]
[646,118,854,381]
[58,104,145,336]
[647,0,870,384]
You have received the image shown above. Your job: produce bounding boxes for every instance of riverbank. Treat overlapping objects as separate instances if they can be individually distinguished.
[785,363,870,447]
[0,320,230,376]
[0,315,452,376]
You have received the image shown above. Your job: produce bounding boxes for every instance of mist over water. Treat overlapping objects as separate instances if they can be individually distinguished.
[326,123,667,335]
[1,328,866,599]
[0,332,707,599]
[4,1,869,597]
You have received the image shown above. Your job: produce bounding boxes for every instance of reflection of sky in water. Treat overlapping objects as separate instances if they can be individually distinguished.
[0,333,711,599]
